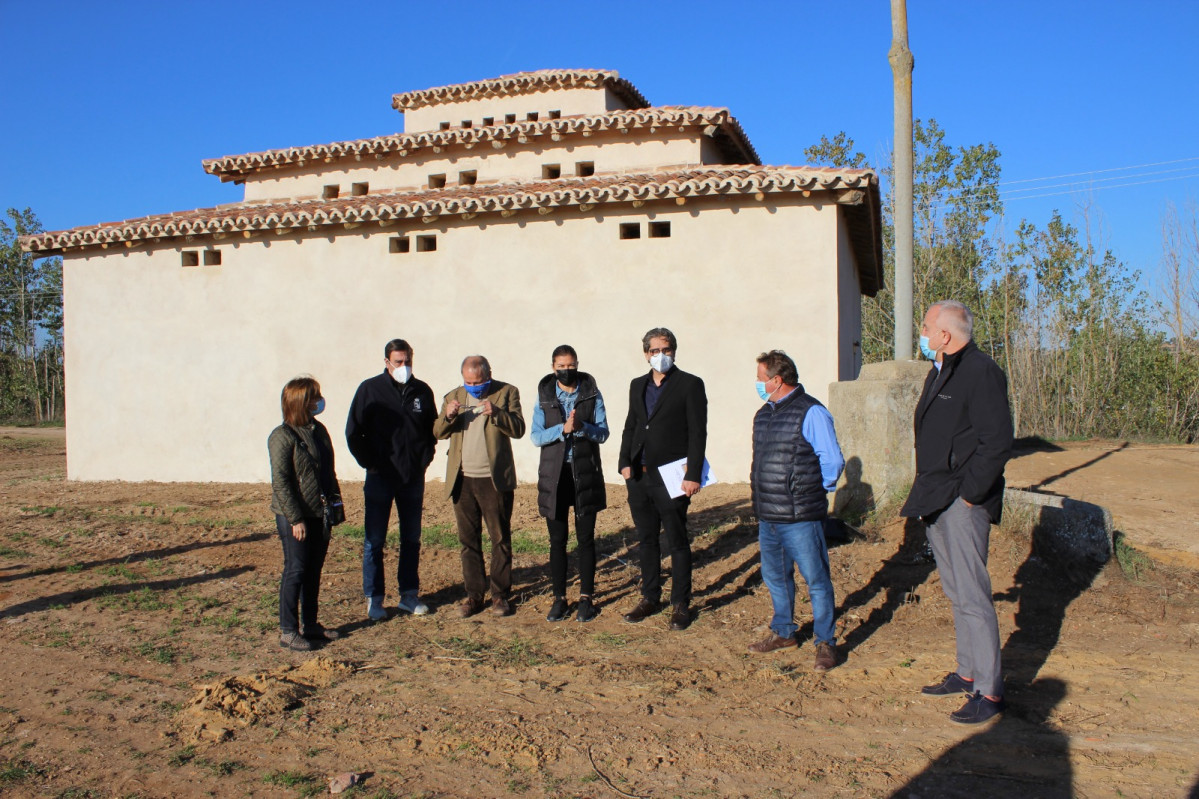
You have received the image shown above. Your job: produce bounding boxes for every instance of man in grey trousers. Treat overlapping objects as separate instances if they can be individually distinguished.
[901,300,1014,725]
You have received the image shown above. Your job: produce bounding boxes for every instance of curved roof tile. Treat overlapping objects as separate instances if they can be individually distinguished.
[202,106,758,179]
[21,166,882,293]
[391,69,648,111]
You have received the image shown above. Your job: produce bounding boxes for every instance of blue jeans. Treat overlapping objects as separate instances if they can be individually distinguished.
[758,519,836,644]
[362,470,425,600]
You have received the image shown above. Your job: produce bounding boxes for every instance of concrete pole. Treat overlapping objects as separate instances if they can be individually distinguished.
[889,0,914,359]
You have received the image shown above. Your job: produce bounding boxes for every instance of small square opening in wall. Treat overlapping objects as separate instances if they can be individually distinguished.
[649,221,672,238]
[389,236,411,254]
[548,109,561,119]
[576,161,595,177]
[461,120,473,129]
[181,251,200,267]
[351,182,369,196]
[526,111,539,122]
[505,113,516,124]
[322,184,339,199]
[428,174,447,189]
[619,223,641,240]
[482,116,494,126]
[542,164,561,179]
[439,121,451,131]
[416,235,437,252]
[203,249,222,265]
[459,170,478,186]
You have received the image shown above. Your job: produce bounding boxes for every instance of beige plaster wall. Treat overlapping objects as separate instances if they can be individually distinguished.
[63,197,852,485]
[403,87,631,134]
[241,134,708,203]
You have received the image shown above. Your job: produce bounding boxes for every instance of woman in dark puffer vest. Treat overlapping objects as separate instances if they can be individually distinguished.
[531,345,609,623]
[268,376,344,651]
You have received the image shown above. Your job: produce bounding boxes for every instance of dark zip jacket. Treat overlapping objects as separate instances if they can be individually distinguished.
[901,341,1014,523]
[536,372,607,518]
[345,371,437,485]
[269,420,342,527]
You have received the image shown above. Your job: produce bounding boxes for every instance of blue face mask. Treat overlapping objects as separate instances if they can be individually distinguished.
[463,380,490,399]
[312,398,326,416]
[919,335,938,361]
[755,381,772,402]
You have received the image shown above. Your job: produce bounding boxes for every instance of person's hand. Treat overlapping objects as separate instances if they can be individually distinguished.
[563,410,577,435]
[620,466,632,480]
[681,480,701,497]
[445,399,461,420]
[477,399,494,416]
[292,521,307,541]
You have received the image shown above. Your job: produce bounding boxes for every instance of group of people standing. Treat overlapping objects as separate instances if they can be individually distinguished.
[268,304,1013,727]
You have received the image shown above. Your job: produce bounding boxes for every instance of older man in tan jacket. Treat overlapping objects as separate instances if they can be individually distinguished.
[434,355,526,617]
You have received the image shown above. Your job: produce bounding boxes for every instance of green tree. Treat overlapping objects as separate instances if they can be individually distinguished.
[0,208,64,422]
[806,120,1005,363]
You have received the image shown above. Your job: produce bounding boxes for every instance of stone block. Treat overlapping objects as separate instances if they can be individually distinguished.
[1005,488,1112,586]
[827,359,929,515]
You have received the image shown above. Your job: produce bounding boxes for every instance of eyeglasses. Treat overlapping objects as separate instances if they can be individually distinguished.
[647,347,674,356]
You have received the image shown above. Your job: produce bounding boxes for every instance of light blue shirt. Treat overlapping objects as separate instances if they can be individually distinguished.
[769,389,845,492]
[531,382,610,462]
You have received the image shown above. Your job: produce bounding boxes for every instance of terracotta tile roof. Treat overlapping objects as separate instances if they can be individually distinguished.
[21,166,882,294]
[202,107,758,180]
[391,69,649,112]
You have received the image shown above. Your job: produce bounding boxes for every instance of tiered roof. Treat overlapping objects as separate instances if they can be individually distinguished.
[391,69,649,111]
[20,166,882,293]
[202,107,760,182]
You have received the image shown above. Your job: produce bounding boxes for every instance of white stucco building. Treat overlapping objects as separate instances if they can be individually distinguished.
[23,69,881,484]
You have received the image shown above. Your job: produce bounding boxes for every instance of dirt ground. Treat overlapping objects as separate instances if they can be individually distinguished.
[1,429,1197,798]
[1005,439,1199,568]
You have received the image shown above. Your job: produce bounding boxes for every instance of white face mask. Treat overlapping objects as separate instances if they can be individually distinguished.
[391,364,411,384]
[649,352,674,373]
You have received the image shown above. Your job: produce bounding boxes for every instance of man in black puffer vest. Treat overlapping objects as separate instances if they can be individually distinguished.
[749,350,845,672]
[531,345,610,623]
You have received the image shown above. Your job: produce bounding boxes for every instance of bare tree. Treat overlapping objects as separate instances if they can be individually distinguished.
[1159,200,1199,363]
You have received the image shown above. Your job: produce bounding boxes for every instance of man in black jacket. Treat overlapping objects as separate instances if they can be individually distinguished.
[618,327,707,631]
[901,300,1014,725]
[346,339,437,622]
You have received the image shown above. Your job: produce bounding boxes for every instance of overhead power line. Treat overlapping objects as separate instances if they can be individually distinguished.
[998,155,1199,186]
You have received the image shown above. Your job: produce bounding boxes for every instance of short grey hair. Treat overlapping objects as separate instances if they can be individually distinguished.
[931,300,973,341]
[641,327,677,353]
[461,355,492,380]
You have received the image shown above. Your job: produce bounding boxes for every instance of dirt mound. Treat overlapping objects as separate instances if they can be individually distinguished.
[181,657,355,740]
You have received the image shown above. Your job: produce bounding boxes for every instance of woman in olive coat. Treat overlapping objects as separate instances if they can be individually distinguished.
[268,376,343,651]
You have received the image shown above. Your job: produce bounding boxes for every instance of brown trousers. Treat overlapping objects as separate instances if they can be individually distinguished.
[453,475,514,600]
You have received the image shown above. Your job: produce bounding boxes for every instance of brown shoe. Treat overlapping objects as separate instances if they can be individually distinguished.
[459,596,486,618]
[491,596,513,617]
[279,631,313,652]
[748,633,798,654]
[669,603,691,631]
[813,641,837,672]
[622,598,660,624]
[303,623,341,642]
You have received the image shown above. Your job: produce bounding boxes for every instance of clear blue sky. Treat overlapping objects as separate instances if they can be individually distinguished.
[4,0,1197,299]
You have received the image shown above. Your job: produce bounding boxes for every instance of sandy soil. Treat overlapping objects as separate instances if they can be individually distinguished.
[1,429,1197,798]
[1006,439,1199,567]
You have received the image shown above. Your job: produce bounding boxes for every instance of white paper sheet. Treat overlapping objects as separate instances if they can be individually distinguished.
[657,457,717,499]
